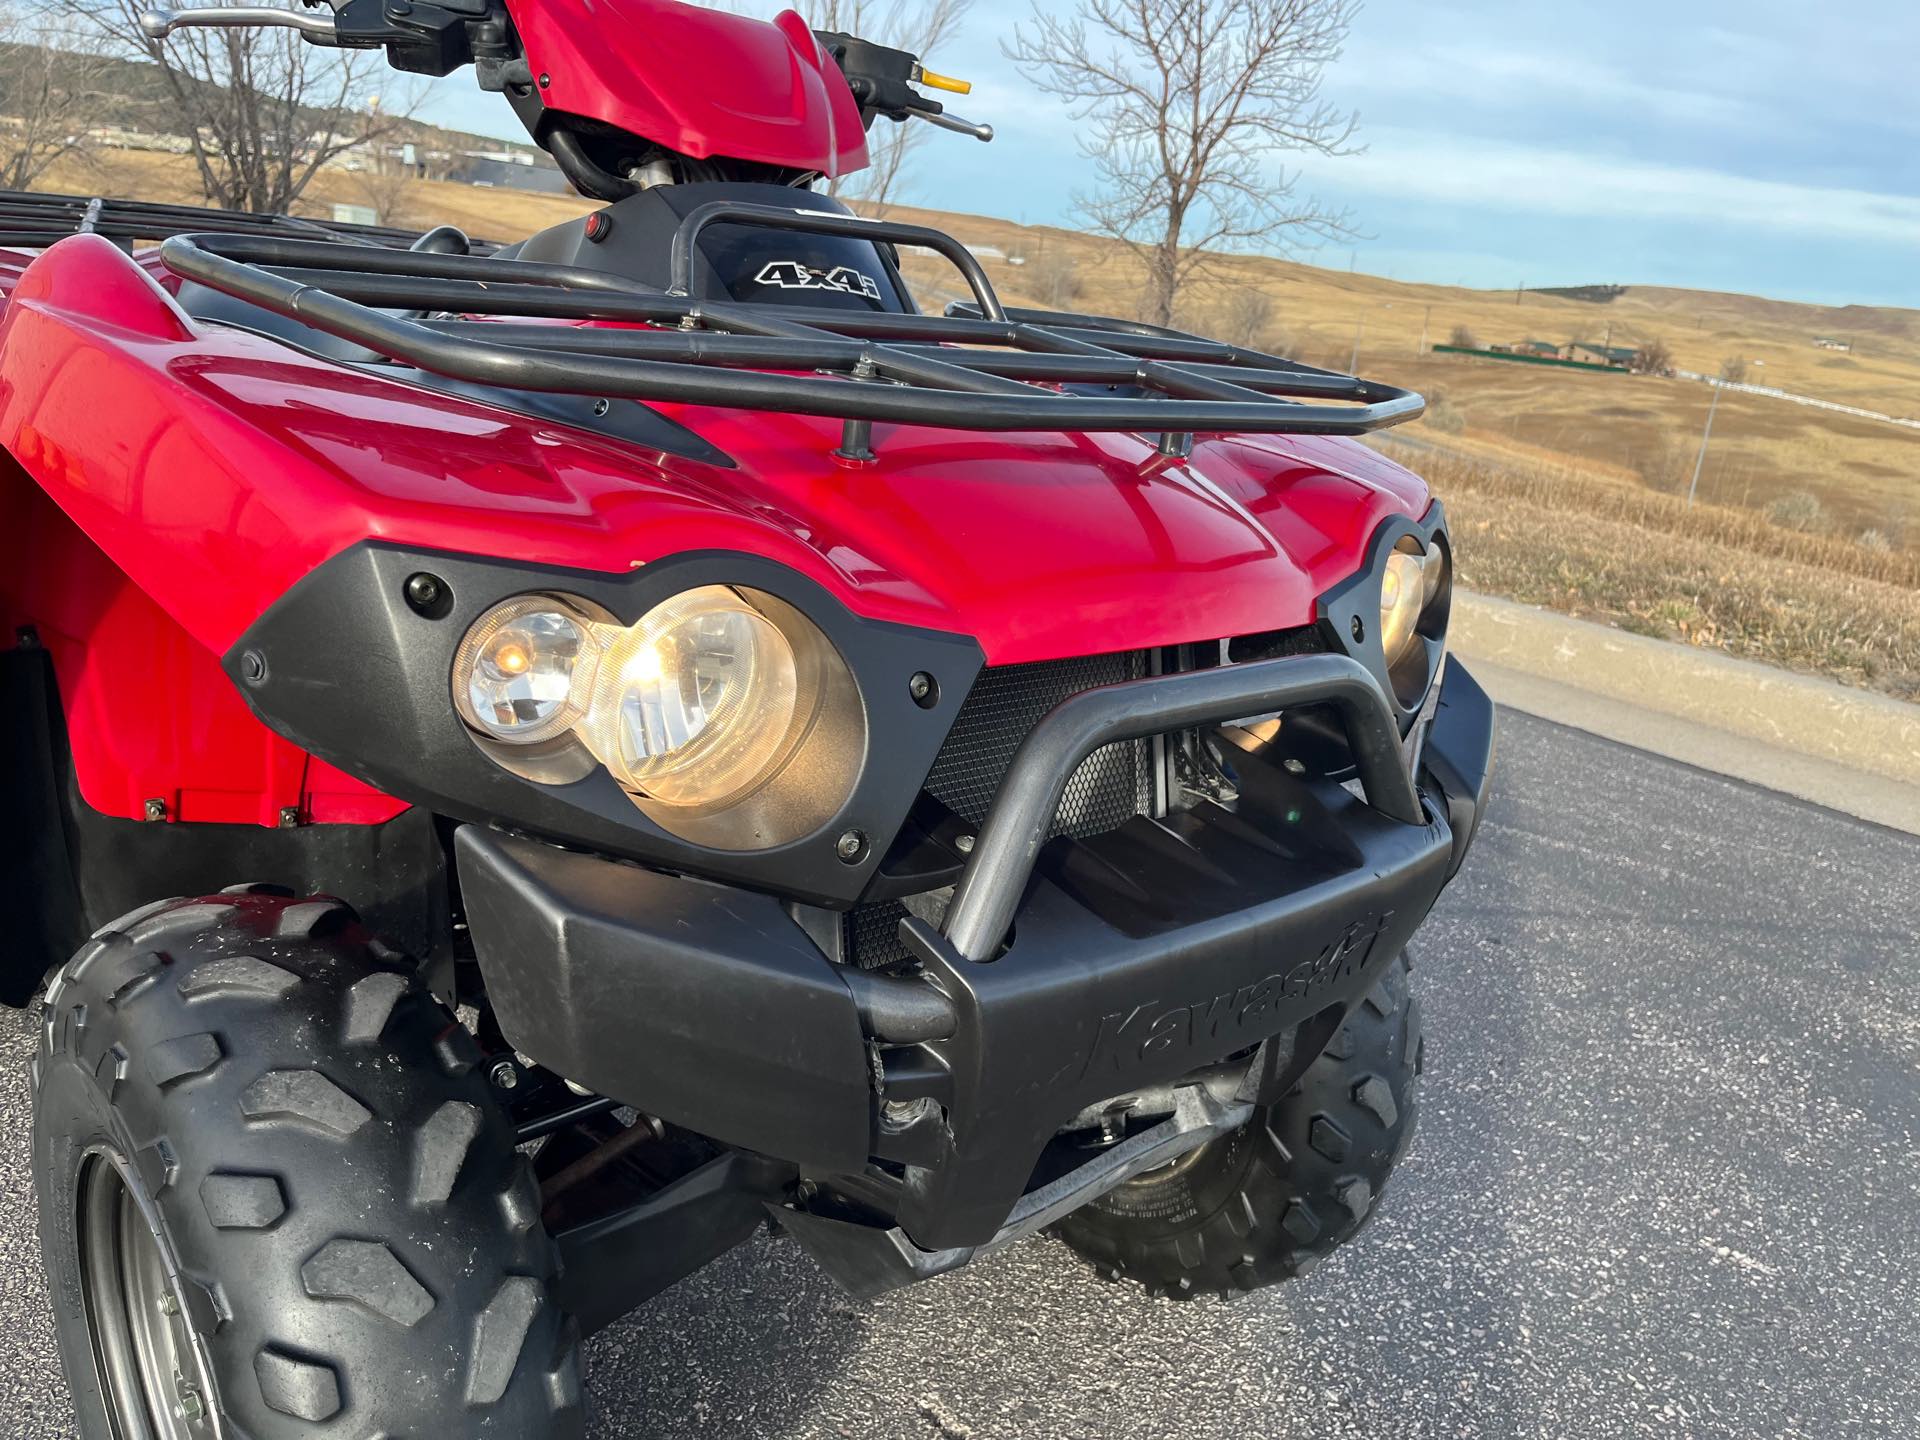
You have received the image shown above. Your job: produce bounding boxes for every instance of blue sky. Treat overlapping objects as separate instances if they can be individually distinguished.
[415,1,1920,308]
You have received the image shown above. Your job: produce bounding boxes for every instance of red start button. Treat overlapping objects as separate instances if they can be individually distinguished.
[584,211,613,243]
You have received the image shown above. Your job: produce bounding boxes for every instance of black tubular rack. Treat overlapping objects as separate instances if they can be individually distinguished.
[15,191,1425,453]
[0,189,499,255]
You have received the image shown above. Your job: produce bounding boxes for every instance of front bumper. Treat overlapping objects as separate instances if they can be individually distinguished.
[459,652,1494,1268]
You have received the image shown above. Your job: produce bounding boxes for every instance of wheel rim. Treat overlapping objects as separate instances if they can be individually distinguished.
[77,1152,217,1440]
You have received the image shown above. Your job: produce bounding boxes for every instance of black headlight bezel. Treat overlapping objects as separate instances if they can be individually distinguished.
[1314,502,1452,731]
[223,541,984,907]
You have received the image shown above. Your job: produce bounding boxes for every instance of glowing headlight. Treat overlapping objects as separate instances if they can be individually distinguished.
[573,588,801,809]
[451,598,596,744]
[453,587,828,815]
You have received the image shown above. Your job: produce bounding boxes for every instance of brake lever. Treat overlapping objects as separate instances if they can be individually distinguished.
[139,5,340,40]
[912,108,994,143]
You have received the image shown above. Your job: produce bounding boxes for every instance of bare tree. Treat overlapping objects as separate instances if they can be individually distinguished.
[1447,324,1476,349]
[1719,355,1748,384]
[0,7,113,189]
[1630,337,1674,376]
[1008,0,1358,327]
[59,0,409,214]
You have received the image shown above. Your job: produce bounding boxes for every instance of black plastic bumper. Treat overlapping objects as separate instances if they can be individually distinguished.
[459,654,1495,1256]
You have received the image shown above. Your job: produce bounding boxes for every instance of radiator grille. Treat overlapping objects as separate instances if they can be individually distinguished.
[924,651,1153,840]
[844,651,1153,970]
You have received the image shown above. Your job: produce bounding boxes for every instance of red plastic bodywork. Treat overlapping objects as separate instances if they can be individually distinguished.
[506,0,870,178]
[0,235,1429,825]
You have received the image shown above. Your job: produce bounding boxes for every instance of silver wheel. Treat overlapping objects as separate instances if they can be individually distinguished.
[77,1152,218,1440]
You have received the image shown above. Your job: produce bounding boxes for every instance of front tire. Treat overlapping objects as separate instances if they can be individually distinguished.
[1055,950,1424,1299]
[33,889,584,1439]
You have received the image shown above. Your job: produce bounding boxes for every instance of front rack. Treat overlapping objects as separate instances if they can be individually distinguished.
[154,200,1421,455]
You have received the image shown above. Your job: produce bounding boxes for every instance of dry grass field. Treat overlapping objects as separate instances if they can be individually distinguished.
[20,153,1917,695]
[880,203,1920,552]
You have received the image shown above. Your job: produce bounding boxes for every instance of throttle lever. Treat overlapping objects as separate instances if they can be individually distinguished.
[140,5,339,39]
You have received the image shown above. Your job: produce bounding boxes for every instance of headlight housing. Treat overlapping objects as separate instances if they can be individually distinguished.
[452,586,865,847]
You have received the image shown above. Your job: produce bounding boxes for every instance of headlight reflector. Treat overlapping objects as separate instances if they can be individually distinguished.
[451,599,595,744]
[574,587,801,809]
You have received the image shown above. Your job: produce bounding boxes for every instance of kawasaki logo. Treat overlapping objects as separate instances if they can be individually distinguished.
[753,260,882,301]
[1079,913,1395,1079]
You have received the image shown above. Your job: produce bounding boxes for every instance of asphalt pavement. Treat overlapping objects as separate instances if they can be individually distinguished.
[3,709,1918,1439]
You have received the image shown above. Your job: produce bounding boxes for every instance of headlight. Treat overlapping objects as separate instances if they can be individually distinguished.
[452,586,864,846]
[573,587,801,809]
[452,598,596,744]
[1380,536,1451,670]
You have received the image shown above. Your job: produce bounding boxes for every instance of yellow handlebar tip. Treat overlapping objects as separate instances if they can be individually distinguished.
[915,66,972,95]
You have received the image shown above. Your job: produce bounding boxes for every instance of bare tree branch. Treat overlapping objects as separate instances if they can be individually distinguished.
[1007,0,1359,326]
[51,0,415,215]
[0,6,115,189]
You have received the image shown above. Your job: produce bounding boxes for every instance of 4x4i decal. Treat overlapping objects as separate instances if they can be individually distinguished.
[753,259,883,301]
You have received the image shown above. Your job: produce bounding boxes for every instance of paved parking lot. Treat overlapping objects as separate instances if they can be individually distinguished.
[4,710,1918,1438]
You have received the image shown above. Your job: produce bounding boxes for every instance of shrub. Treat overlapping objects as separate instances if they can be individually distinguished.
[1423,396,1466,434]
[1720,356,1749,383]
[1766,490,1827,532]
[1447,324,1476,349]
[1026,250,1081,310]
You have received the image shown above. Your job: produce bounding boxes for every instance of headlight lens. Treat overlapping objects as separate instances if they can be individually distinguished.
[1379,539,1430,667]
[573,587,801,809]
[452,598,595,744]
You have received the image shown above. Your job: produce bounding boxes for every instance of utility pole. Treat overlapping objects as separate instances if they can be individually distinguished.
[1349,317,1364,374]
[1419,304,1431,357]
[1686,382,1721,507]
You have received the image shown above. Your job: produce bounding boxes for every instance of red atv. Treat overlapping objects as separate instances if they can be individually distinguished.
[0,1,1492,1434]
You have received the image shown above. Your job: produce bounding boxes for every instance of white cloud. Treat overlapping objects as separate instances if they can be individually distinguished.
[1358,45,1753,128]
[1314,128,1920,245]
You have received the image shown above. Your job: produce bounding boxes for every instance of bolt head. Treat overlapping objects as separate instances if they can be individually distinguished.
[173,1388,205,1422]
[403,571,451,617]
[1349,615,1366,644]
[908,670,938,707]
[143,798,167,823]
[834,829,867,863]
[954,833,975,854]
[158,1291,180,1316]
[1283,757,1306,776]
[489,1059,520,1091]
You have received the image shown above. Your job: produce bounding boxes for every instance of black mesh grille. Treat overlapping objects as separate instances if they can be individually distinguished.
[843,651,1153,971]
[844,898,913,972]
[924,651,1153,839]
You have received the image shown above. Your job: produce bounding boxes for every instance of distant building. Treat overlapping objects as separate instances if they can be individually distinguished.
[1512,338,1561,357]
[449,151,571,194]
[1564,342,1638,368]
[1813,337,1853,352]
